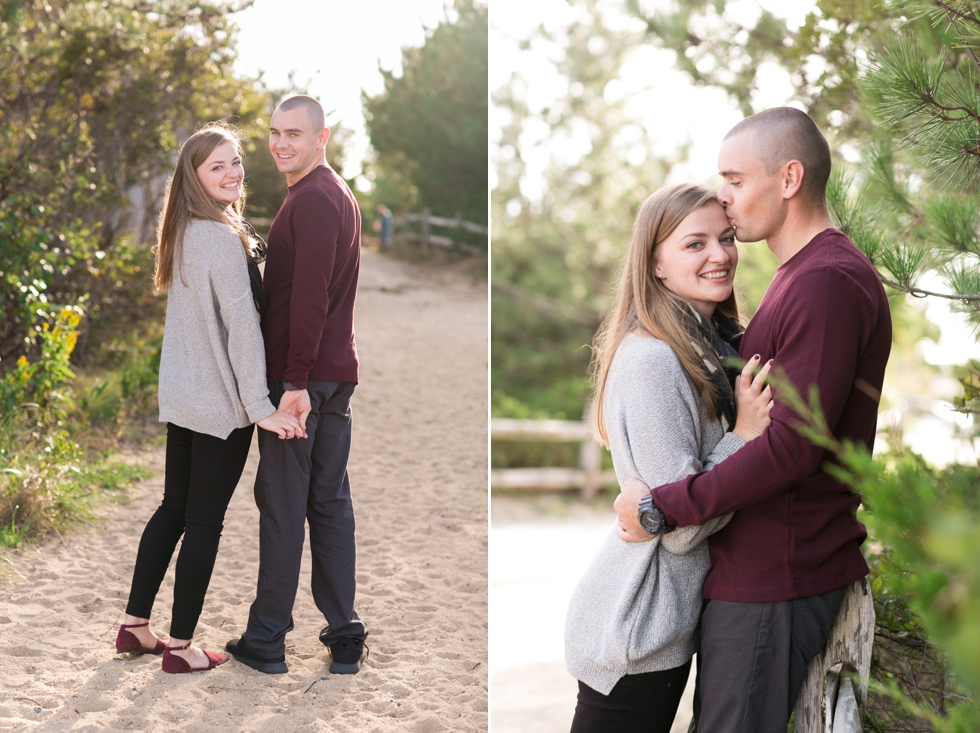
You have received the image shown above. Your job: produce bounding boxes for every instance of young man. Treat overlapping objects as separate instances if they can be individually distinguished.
[613,107,892,731]
[226,95,368,675]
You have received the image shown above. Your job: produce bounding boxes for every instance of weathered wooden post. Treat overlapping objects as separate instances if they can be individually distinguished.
[579,404,601,500]
[452,210,464,253]
[392,212,403,248]
[421,207,431,250]
[579,440,601,501]
[796,576,875,733]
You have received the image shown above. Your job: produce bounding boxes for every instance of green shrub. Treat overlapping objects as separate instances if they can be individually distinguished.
[0,306,149,548]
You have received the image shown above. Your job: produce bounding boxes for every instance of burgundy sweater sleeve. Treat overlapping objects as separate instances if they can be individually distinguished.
[650,267,874,526]
[284,192,340,389]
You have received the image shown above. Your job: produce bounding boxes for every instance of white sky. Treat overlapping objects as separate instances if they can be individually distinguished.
[231,0,452,179]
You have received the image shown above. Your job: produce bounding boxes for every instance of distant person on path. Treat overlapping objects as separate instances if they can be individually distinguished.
[225,95,368,675]
[614,108,892,731]
[564,183,774,732]
[116,124,302,674]
[376,205,393,250]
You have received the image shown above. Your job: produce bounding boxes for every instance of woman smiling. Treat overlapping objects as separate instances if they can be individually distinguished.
[564,183,774,731]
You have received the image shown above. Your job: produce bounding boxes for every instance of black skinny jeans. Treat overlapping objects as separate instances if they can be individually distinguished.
[125,422,253,639]
[570,660,692,733]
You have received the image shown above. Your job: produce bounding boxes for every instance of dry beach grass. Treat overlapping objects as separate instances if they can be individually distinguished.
[0,250,488,732]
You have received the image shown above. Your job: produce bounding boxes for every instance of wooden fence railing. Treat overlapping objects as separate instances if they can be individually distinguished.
[490,418,615,500]
[395,209,487,256]
[249,210,488,256]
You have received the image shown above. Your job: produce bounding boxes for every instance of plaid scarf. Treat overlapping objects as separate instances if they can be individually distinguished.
[677,302,744,433]
[243,220,268,323]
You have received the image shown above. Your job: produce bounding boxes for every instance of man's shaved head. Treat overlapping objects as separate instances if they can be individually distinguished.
[724,107,831,203]
[275,95,326,132]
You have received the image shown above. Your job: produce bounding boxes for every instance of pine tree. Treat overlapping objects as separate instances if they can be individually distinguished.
[491,0,676,420]
[825,2,980,729]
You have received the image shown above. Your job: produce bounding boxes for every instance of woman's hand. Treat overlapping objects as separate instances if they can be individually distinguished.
[257,410,306,439]
[732,354,773,442]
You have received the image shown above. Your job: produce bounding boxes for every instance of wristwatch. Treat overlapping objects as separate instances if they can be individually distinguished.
[283,381,302,391]
[638,493,669,536]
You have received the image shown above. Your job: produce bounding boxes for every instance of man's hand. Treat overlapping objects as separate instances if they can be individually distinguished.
[278,388,311,438]
[614,477,656,542]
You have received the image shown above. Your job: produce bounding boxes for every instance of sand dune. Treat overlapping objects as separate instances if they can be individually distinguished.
[0,250,488,732]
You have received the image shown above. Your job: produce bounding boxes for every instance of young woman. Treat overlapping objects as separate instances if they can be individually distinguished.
[564,183,773,730]
[115,125,302,674]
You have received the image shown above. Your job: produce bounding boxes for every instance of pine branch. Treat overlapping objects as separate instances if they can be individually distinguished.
[919,93,980,123]
[880,276,980,300]
[932,0,980,114]
[934,0,980,32]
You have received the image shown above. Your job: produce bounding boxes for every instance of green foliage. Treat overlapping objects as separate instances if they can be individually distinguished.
[1,305,82,418]
[363,0,488,225]
[0,0,272,366]
[492,0,679,421]
[952,363,980,420]
[851,450,980,730]
[74,328,163,429]
[770,373,979,729]
[0,306,148,548]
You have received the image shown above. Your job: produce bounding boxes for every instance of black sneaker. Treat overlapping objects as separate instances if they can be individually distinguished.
[321,633,368,674]
[225,635,288,674]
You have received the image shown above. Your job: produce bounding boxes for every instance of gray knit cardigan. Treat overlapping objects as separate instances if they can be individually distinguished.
[157,219,275,438]
[564,332,744,694]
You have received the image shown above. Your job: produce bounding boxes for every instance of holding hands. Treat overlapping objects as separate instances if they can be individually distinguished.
[257,388,312,440]
[278,389,312,434]
[257,409,306,439]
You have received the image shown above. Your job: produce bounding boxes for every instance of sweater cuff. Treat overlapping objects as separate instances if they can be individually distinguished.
[246,397,276,424]
[708,432,745,463]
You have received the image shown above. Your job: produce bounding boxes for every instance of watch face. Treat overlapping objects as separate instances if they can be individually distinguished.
[639,511,662,533]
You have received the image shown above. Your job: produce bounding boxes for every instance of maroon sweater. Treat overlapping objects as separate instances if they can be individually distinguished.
[650,229,891,602]
[262,165,360,388]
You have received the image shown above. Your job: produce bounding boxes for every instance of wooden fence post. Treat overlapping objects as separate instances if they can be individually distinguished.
[421,208,431,250]
[795,577,875,732]
[579,404,601,500]
[392,212,402,247]
[579,440,601,501]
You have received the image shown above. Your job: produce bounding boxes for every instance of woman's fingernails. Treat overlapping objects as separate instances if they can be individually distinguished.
[752,354,760,360]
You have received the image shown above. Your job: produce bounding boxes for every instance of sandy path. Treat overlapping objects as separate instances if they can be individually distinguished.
[0,250,488,732]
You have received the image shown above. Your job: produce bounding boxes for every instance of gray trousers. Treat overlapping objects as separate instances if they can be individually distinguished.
[243,381,366,656]
[690,585,847,733]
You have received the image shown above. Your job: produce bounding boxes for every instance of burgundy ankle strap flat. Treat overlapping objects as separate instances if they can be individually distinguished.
[115,622,167,655]
[162,642,229,674]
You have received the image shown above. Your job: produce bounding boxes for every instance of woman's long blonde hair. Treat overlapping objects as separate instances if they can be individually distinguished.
[591,183,740,447]
[154,124,251,290]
